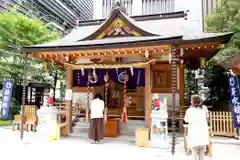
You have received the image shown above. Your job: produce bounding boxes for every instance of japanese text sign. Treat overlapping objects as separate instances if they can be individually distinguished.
[0,80,13,119]
[228,74,240,128]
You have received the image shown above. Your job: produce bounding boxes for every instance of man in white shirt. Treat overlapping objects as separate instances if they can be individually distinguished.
[88,93,105,143]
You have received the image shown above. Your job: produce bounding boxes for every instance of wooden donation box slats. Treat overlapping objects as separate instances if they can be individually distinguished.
[135,128,149,147]
[104,119,119,137]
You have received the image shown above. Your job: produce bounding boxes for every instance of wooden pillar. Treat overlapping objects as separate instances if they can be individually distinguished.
[179,64,185,118]
[65,67,73,135]
[145,64,151,128]
[179,64,185,132]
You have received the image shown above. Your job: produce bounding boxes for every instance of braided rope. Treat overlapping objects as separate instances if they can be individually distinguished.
[122,70,127,123]
[104,72,109,121]
[85,73,90,122]
[63,59,156,69]
[171,45,177,155]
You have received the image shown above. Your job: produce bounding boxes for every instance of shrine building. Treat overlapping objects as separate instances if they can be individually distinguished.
[23,5,233,136]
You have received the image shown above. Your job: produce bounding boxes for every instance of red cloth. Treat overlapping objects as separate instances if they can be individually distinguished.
[122,112,127,124]
[154,99,160,109]
[48,96,54,105]
[104,112,108,121]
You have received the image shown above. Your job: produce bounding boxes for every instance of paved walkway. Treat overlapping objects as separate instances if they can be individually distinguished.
[0,128,240,160]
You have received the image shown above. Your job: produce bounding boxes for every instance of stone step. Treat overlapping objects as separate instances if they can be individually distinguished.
[73,119,145,136]
[73,127,136,136]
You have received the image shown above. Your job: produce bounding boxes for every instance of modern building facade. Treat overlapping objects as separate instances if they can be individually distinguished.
[93,0,219,32]
[0,0,94,33]
[202,0,219,29]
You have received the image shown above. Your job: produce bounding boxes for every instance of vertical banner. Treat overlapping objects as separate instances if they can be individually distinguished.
[228,73,240,128]
[0,80,13,119]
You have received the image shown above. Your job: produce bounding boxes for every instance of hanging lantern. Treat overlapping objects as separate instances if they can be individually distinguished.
[199,58,206,67]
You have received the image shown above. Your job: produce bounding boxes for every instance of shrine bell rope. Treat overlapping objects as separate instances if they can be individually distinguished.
[104,72,109,121]
[62,59,156,69]
[121,70,128,123]
[85,72,90,122]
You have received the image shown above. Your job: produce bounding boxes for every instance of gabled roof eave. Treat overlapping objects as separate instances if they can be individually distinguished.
[81,9,159,41]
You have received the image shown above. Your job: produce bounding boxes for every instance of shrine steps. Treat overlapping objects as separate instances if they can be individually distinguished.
[72,118,145,136]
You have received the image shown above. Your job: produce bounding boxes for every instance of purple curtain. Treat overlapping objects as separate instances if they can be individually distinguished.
[73,68,145,88]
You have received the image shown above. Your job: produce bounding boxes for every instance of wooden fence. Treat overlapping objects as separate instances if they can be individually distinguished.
[209,111,238,138]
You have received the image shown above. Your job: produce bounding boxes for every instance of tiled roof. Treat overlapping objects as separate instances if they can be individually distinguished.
[22,8,233,51]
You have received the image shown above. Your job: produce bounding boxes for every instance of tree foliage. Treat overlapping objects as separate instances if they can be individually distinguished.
[0,8,59,85]
[204,0,240,105]
[205,0,240,62]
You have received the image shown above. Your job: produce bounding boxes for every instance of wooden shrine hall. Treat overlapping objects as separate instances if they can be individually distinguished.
[23,4,233,136]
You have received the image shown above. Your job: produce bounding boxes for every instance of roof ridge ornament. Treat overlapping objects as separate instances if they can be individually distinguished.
[112,0,127,14]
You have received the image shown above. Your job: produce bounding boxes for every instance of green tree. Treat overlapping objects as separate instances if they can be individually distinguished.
[0,8,63,116]
[205,0,240,61]
[0,8,59,85]
[204,0,240,105]
[32,62,65,100]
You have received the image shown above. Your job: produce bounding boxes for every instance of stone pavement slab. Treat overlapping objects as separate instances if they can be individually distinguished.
[0,128,240,160]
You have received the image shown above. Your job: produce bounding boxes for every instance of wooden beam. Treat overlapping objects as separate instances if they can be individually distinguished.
[31,45,169,61]
[177,42,220,49]
[145,64,151,128]
[72,87,94,92]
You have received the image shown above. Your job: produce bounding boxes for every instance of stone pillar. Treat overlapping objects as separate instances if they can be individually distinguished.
[145,64,151,128]
[65,67,73,134]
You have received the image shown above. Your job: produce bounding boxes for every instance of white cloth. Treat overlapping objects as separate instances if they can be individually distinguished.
[90,98,104,119]
[184,106,209,148]
[202,105,209,119]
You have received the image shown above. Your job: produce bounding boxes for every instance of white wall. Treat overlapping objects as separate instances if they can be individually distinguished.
[175,0,203,33]
[132,0,142,16]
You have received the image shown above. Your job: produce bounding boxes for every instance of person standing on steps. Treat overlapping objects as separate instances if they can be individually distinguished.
[184,94,210,160]
[88,93,104,143]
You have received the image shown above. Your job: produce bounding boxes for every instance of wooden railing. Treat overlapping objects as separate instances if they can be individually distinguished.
[12,105,37,132]
[209,111,238,138]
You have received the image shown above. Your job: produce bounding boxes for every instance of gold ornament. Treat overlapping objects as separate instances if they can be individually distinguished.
[44,62,48,72]
[104,72,109,82]
[199,58,206,67]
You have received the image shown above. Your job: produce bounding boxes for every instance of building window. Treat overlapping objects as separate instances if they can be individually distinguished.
[142,0,174,15]
[102,0,133,18]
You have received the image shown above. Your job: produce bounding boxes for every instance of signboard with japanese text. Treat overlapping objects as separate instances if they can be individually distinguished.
[0,80,13,119]
[228,74,240,128]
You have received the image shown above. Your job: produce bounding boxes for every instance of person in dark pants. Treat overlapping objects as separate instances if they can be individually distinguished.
[88,93,104,143]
